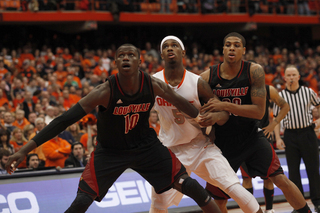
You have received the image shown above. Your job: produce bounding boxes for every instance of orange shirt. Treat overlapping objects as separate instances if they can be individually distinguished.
[265,73,274,86]
[20,53,35,62]
[12,118,30,130]
[62,54,73,61]
[304,73,319,94]
[55,70,68,83]
[80,133,96,151]
[0,68,8,79]
[29,132,47,162]
[10,140,28,168]
[42,137,71,168]
[0,97,9,107]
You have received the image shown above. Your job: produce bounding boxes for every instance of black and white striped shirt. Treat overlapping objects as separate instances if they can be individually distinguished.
[273,86,320,129]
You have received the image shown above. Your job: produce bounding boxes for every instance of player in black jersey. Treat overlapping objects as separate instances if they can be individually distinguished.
[240,84,290,213]
[5,44,221,213]
[198,32,312,213]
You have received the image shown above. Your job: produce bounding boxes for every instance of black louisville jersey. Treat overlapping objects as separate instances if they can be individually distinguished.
[208,61,259,148]
[97,71,158,150]
[258,85,271,129]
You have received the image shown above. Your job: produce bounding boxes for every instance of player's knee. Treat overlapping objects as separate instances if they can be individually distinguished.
[269,174,290,189]
[65,191,94,213]
[179,177,211,207]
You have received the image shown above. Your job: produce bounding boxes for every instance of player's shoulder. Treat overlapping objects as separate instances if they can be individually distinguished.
[152,70,164,78]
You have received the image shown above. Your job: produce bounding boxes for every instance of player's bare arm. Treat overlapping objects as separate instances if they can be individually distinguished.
[197,77,229,126]
[262,85,289,138]
[200,68,210,83]
[151,76,198,118]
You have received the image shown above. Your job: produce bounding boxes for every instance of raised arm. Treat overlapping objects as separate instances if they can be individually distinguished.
[151,76,198,118]
[262,85,289,138]
[6,82,111,173]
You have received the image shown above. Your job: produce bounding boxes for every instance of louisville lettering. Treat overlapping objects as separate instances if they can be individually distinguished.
[213,87,249,97]
[113,103,151,115]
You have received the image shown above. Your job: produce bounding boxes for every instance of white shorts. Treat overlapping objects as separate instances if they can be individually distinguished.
[151,135,239,209]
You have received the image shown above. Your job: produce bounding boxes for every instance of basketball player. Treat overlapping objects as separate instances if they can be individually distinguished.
[199,32,312,213]
[6,44,221,213]
[240,83,289,213]
[149,35,263,213]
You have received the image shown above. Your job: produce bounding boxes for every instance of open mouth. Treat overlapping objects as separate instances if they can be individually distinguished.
[168,53,175,59]
[228,53,235,59]
[122,64,131,69]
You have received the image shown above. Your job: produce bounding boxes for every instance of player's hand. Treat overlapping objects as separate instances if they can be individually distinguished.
[200,98,224,113]
[276,139,285,150]
[5,152,26,174]
[197,112,219,127]
[262,125,274,138]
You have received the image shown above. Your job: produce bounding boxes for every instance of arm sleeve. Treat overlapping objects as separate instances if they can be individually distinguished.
[32,103,87,146]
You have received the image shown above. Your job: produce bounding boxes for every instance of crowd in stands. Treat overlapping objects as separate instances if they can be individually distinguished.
[0,32,320,174]
[0,0,317,16]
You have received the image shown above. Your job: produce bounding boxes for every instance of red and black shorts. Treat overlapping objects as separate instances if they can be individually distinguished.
[206,131,283,200]
[78,141,186,201]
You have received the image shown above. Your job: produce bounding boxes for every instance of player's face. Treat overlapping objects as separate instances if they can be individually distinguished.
[223,36,246,63]
[115,46,141,75]
[161,39,185,64]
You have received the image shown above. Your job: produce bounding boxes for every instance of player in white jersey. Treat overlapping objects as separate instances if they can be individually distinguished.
[149,36,263,213]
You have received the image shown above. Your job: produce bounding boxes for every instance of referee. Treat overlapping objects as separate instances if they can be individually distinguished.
[274,65,320,213]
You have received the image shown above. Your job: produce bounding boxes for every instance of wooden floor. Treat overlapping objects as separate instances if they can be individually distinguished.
[228,199,314,213]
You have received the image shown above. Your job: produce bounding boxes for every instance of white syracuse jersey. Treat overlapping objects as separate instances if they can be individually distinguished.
[153,69,203,147]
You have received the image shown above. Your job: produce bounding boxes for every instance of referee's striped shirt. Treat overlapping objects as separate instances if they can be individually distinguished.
[273,86,320,129]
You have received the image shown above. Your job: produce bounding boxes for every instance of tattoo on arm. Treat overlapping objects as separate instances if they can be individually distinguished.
[251,66,265,98]
[275,97,287,108]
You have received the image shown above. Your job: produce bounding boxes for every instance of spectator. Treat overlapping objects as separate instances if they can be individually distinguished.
[149,110,160,136]
[28,112,37,126]
[58,129,75,144]
[54,62,68,88]
[23,124,35,140]
[64,142,87,168]
[66,123,84,142]
[80,118,97,152]
[0,129,14,155]
[0,59,9,80]
[12,109,30,130]
[29,117,46,167]
[44,105,56,125]
[9,128,28,168]
[21,91,36,119]
[0,88,10,107]
[11,78,25,99]
[26,153,40,169]
[25,78,39,95]
[21,59,36,80]
[0,148,10,174]
[3,111,16,133]
[40,90,57,106]
[42,136,71,168]
[93,58,109,77]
